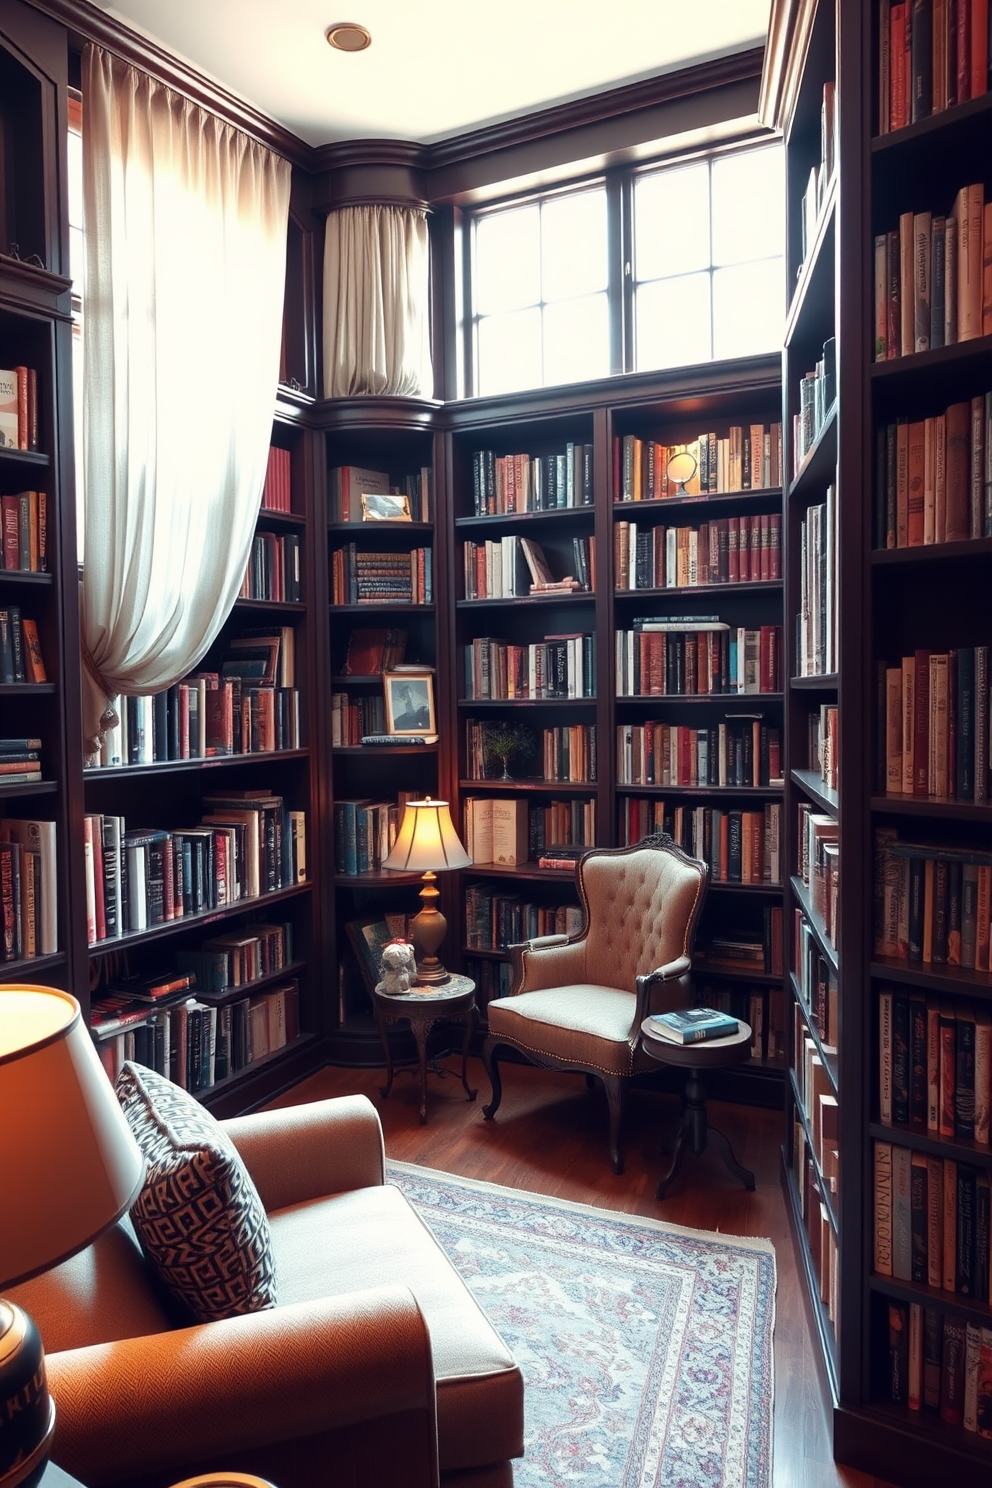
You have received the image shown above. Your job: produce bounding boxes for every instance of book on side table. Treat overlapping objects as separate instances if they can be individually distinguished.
[648,1007,740,1044]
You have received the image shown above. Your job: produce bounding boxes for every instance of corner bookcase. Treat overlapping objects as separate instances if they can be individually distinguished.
[764,0,992,1480]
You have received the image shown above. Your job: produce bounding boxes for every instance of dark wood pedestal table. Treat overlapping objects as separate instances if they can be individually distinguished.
[639,1017,756,1199]
[373,974,477,1125]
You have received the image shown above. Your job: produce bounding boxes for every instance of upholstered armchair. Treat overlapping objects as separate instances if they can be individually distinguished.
[482,835,709,1173]
[9,1094,523,1488]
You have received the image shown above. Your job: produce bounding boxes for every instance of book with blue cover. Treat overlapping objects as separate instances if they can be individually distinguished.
[648,1006,739,1043]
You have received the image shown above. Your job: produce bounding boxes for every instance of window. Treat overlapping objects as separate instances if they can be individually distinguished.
[633,145,784,371]
[467,140,783,397]
[471,185,609,397]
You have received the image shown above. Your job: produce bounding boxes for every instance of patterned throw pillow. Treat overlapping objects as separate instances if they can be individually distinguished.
[115,1061,277,1322]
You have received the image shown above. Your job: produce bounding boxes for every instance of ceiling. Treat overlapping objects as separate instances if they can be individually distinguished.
[97,0,772,148]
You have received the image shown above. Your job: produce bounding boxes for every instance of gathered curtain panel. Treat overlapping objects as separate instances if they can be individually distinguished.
[322,203,433,398]
[80,44,292,760]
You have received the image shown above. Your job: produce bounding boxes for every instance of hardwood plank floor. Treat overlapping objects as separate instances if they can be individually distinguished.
[266,1055,899,1488]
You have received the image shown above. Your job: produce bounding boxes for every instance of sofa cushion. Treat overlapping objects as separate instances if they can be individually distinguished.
[267,1183,523,1473]
[116,1062,277,1322]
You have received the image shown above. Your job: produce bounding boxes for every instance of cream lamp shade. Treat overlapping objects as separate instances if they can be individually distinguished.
[382,798,471,983]
[0,985,145,1289]
[382,797,472,875]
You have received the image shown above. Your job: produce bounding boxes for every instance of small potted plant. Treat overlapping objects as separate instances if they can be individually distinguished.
[483,721,535,780]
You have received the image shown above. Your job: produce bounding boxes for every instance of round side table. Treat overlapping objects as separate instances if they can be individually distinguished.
[373,974,477,1125]
[639,1016,755,1199]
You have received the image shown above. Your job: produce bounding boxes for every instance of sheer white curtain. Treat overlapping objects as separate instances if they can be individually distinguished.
[80,45,292,759]
[322,204,433,398]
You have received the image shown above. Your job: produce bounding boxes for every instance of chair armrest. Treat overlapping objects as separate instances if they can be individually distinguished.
[509,935,588,993]
[222,1094,385,1211]
[637,954,692,988]
[47,1286,436,1488]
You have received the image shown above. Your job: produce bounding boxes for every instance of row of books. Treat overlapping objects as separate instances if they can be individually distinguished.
[615,622,782,697]
[330,464,433,524]
[794,1125,839,1332]
[470,445,593,515]
[0,734,42,787]
[875,398,992,550]
[699,904,784,976]
[261,445,292,513]
[798,81,836,270]
[797,486,837,678]
[463,719,597,783]
[81,796,306,944]
[616,717,783,789]
[874,826,992,970]
[794,911,839,1051]
[90,926,292,1027]
[884,1298,992,1435]
[463,795,596,868]
[463,633,596,701]
[874,1141,992,1308]
[0,605,46,683]
[94,679,300,768]
[879,0,991,135]
[332,793,418,876]
[873,188,991,361]
[794,1026,839,1201]
[614,513,782,591]
[808,703,839,793]
[94,981,301,1091]
[794,337,836,467]
[330,690,386,746]
[464,955,513,1014]
[0,816,57,959]
[880,646,990,802]
[620,801,782,886]
[340,626,409,674]
[464,886,583,952]
[1,490,46,571]
[462,535,592,600]
[0,365,39,451]
[331,544,433,605]
[698,984,787,1064]
[796,804,839,946]
[879,986,991,1142]
[239,528,301,603]
[613,424,783,501]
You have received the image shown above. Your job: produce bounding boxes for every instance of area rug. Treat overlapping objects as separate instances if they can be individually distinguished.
[388,1162,775,1488]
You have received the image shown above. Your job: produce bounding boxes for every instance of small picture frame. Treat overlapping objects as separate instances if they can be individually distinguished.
[361,492,412,522]
[384,671,435,735]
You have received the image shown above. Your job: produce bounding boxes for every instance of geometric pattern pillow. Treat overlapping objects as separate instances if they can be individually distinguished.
[115,1062,277,1322]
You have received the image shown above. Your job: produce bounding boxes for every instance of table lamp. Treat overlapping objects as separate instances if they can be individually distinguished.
[0,986,145,1488]
[381,797,472,983]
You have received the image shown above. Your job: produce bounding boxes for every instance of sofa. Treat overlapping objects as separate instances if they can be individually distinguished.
[9,1094,525,1488]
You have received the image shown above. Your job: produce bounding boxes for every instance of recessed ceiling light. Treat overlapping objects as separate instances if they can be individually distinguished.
[326,21,372,52]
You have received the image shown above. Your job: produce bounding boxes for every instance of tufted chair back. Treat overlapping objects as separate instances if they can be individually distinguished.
[578,842,707,992]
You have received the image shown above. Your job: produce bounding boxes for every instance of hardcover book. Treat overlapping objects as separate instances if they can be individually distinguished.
[648,1006,739,1044]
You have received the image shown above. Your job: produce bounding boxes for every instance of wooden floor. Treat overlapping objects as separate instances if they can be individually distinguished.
[267,1053,898,1488]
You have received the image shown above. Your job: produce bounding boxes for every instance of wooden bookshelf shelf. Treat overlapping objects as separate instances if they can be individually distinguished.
[791,768,838,815]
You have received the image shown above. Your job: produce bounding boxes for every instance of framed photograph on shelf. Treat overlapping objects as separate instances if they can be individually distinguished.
[361,492,411,522]
[384,671,435,735]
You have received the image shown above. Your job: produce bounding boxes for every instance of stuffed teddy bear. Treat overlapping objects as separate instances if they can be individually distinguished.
[377,939,417,995]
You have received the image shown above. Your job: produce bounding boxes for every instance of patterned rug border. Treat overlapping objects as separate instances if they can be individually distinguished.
[386,1158,778,1261]
[387,1158,777,1488]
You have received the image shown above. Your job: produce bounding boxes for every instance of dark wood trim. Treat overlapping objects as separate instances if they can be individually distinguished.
[27,0,313,164]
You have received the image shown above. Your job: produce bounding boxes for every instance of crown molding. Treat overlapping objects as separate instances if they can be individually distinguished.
[28,0,313,164]
[426,47,765,170]
[759,0,816,129]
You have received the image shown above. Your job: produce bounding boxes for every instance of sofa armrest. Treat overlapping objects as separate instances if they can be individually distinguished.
[47,1286,437,1488]
[222,1094,385,1211]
